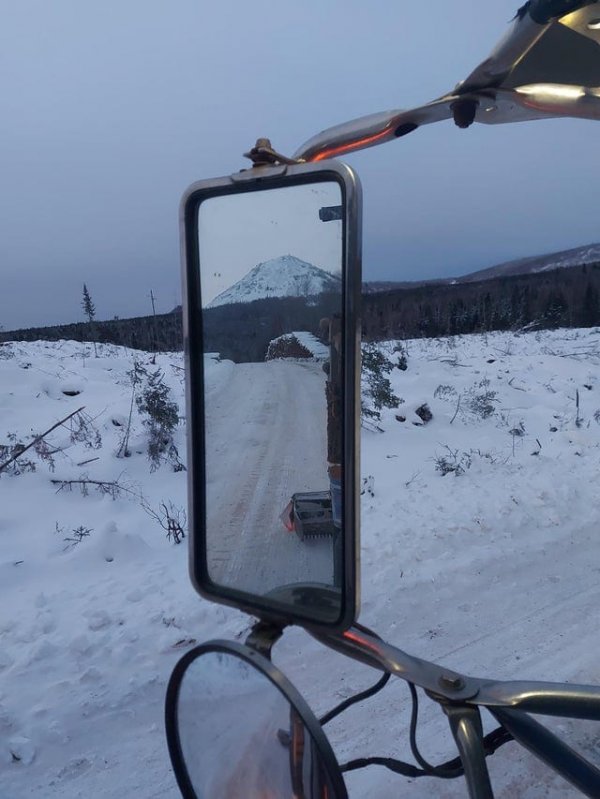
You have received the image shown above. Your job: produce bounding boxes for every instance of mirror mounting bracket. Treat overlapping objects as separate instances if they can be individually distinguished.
[245,619,287,659]
[243,137,305,167]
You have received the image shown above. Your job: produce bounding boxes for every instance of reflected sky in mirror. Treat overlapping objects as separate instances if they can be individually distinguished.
[198,181,344,621]
[177,650,343,798]
[199,183,342,307]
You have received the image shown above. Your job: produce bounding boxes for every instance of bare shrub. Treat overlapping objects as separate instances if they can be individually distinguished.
[67,410,102,449]
[462,378,498,421]
[141,498,187,544]
[56,522,93,551]
[435,445,503,476]
[0,406,85,477]
[0,434,36,475]
[434,446,471,477]
[434,384,457,401]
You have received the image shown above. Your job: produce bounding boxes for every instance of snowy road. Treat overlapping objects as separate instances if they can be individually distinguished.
[205,359,335,596]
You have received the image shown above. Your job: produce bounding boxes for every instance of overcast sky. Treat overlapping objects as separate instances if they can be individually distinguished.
[2,1,599,329]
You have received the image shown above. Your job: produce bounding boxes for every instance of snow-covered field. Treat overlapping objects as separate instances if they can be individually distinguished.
[1,329,600,797]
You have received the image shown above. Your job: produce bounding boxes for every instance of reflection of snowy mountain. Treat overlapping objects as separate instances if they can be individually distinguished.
[207,255,341,308]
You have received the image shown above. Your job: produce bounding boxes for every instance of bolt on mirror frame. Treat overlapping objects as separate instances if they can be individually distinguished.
[180,159,362,632]
[165,639,349,799]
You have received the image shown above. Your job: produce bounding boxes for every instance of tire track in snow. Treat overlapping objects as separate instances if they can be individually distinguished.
[205,360,333,595]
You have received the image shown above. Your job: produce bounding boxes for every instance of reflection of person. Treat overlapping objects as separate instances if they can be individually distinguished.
[320,315,343,588]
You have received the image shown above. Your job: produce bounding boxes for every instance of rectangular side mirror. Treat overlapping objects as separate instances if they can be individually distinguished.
[181,160,361,630]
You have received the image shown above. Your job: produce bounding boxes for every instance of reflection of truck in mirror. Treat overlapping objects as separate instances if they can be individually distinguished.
[276,314,344,587]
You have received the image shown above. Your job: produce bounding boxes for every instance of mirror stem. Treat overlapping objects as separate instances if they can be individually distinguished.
[245,619,287,659]
[243,138,304,166]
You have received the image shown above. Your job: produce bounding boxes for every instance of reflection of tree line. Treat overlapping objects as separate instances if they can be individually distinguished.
[203,293,340,363]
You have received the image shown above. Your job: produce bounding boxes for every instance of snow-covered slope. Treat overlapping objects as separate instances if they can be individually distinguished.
[363,242,600,294]
[462,242,600,282]
[2,330,600,797]
[207,254,341,307]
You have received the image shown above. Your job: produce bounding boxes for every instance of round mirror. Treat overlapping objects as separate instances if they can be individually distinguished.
[165,640,348,799]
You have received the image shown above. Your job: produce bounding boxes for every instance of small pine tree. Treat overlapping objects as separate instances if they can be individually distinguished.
[361,343,401,428]
[81,284,98,357]
[136,368,182,471]
[82,284,96,321]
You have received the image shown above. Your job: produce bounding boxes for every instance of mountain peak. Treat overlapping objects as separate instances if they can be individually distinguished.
[207,255,341,308]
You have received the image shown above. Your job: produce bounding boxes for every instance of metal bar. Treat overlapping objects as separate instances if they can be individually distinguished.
[490,707,600,798]
[313,626,600,714]
[458,11,548,90]
[475,680,600,720]
[310,625,479,701]
[443,705,495,799]
[292,101,454,163]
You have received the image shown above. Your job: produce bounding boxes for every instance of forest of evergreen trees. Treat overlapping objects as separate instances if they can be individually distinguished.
[3,263,599,353]
[0,311,183,352]
[202,292,339,362]
[362,262,600,341]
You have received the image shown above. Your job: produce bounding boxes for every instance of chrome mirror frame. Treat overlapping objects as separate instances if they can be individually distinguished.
[180,159,362,632]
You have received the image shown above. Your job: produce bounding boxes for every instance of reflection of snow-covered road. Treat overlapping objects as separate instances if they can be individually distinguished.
[180,659,297,798]
[205,359,333,594]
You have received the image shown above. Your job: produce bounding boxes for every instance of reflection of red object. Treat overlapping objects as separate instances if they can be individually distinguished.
[343,628,384,656]
[311,126,393,161]
[280,500,295,532]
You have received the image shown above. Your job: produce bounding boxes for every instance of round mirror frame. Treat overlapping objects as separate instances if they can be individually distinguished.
[165,639,349,799]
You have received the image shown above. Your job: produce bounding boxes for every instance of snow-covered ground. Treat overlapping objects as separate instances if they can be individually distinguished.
[1,329,600,797]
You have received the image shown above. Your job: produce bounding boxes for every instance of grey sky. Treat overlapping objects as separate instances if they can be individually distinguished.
[2,1,599,329]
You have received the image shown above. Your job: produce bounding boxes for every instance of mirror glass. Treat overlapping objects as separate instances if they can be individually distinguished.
[197,180,345,622]
[173,648,346,798]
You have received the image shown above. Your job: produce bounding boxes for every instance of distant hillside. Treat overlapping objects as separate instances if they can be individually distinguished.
[462,242,600,283]
[363,242,600,293]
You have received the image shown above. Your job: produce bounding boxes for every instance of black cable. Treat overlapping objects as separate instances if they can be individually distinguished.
[340,681,514,781]
[409,683,514,777]
[318,621,391,725]
[341,756,424,778]
[319,672,391,726]
[319,622,514,781]
[408,682,464,779]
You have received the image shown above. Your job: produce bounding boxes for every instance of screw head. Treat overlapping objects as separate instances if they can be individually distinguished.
[439,674,465,691]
